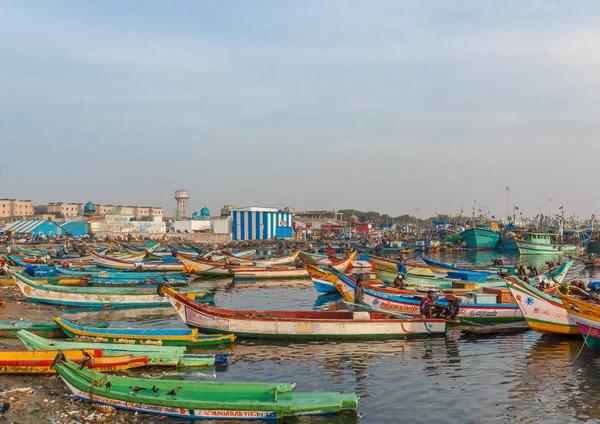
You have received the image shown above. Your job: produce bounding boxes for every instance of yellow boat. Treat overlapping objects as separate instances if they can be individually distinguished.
[369,255,435,277]
[0,349,149,374]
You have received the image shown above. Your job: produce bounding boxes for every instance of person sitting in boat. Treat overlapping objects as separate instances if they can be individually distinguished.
[393,274,406,289]
[420,290,437,319]
[528,266,539,277]
[516,265,527,278]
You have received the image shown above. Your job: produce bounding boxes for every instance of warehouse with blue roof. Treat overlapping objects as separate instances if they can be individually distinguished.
[2,220,88,237]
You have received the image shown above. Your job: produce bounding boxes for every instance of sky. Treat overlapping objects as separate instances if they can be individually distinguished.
[1,1,600,219]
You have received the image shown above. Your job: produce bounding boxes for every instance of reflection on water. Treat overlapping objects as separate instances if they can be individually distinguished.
[50,251,600,423]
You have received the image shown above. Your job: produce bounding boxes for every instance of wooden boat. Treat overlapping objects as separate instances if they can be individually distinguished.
[422,257,507,275]
[379,261,572,290]
[298,251,357,269]
[54,318,235,347]
[12,272,213,308]
[557,286,600,349]
[231,266,310,280]
[460,321,531,336]
[504,276,579,335]
[176,253,232,276]
[0,320,107,339]
[324,268,523,323]
[87,249,184,271]
[55,359,358,420]
[16,330,227,367]
[459,227,501,250]
[159,285,448,339]
[55,267,188,282]
[516,233,582,255]
[222,250,300,267]
[210,249,258,262]
[306,265,340,293]
[0,350,149,374]
[368,255,435,277]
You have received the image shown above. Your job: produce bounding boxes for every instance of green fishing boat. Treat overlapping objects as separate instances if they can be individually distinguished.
[0,320,107,339]
[54,359,359,420]
[54,317,235,347]
[16,330,227,367]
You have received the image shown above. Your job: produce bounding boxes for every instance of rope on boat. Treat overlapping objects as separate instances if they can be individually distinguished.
[572,324,592,363]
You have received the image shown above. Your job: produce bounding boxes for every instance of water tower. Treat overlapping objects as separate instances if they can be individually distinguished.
[174,190,189,221]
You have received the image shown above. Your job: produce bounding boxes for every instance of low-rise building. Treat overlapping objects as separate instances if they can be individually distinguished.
[47,202,84,217]
[0,199,34,223]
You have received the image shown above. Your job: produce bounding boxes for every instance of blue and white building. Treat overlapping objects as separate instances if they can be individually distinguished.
[232,207,293,240]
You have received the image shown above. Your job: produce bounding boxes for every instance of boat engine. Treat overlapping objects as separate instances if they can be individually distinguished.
[433,295,461,321]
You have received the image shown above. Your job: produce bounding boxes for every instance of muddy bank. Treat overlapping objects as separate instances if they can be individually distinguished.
[0,286,170,423]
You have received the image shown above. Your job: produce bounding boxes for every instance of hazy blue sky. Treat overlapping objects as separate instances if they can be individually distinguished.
[2,1,600,219]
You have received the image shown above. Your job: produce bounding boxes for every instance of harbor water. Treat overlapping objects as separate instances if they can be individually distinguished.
[65,252,600,423]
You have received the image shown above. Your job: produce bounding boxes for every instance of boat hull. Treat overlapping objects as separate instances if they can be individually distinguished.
[504,278,579,335]
[54,318,235,347]
[161,287,447,339]
[55,360,358,420]
[460,228,500,250]
[516,240,582,255]
[327,269,522,324]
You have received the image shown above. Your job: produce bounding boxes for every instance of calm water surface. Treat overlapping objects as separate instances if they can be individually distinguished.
[67,252,600,423]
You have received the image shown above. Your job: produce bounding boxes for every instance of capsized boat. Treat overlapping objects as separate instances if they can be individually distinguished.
[12,272,213,308]
[54,317,235,347]
[159,285,447,339]
[504,277,579,335]
[0,350,149,374]
[54,359,358,420]
[16,330,227,367]
[324,267,523,324]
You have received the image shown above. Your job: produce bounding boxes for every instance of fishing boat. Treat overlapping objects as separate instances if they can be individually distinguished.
[504,277,579,335]
[176,253,232,277]
[298,251,357,269]
[324,268,523,323]
[459,227,501,250]
[159,285,448,339]
[54,359,358,420]
[12,272,213,308]
[368,255,435,277]
[422,257,508,275]
[210,249,258,262]
[557,286,600,349]
[222,251,300,267]
[54,318,235,347]
[86,249,184,271]
[54,267,188,282]
[16,330,227,367]
[231,266,310,280]
[0,350,149,374]
[0,320,107,339]
[515,233,582,255]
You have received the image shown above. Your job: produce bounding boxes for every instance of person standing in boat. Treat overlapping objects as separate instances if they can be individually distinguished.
[354,275,365,304]
[420,290,436,319]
